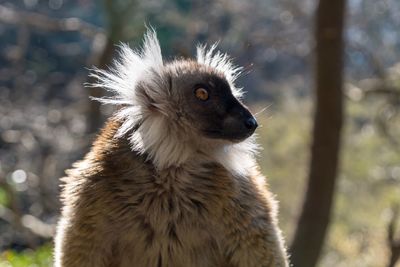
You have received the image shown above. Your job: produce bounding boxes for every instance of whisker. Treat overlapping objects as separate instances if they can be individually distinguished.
[254,104,273,117]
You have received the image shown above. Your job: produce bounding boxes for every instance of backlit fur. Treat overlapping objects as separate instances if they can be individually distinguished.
[55,29,289,267]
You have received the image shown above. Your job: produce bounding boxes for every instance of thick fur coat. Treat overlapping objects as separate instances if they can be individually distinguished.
[54,30,289,267]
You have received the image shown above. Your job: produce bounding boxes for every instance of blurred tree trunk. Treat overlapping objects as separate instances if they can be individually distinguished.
[387,205,400,267]
[87,36,116,133]
[289,0,347,266]
[87,0,132,133]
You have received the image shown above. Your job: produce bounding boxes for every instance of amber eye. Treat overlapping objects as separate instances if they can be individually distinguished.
[195,87,209,101]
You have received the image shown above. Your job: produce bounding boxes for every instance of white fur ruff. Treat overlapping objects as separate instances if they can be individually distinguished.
[88,29,259,176]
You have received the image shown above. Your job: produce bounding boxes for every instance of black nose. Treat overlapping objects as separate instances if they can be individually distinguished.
[244,117,258,130]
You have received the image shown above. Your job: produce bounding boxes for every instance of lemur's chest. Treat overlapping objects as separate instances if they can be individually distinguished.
[111,165,234,266]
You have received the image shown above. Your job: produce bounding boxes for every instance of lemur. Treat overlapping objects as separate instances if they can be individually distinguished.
[54,29,289,267]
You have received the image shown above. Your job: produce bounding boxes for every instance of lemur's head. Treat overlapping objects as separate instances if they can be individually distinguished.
[90,29,258,170]
[165,60,257,142]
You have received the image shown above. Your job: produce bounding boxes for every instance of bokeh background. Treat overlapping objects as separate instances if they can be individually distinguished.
[0,0,400,266]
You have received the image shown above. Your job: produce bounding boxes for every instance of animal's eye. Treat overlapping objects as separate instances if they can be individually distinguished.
[195,87,209,101]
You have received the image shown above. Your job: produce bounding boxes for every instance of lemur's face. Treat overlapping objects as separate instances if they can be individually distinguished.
[168,62,258,142]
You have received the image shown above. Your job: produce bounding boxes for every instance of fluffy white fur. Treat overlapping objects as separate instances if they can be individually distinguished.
[89,29,259,176]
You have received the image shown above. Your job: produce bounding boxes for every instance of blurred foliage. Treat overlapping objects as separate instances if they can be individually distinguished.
[1,94,399,267]
[257,95,400,267]
[0,244,52,267]
[0,0,400,266]
[0,188,9,207]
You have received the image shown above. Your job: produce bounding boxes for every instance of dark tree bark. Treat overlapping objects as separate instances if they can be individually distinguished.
[387,205,400,267]
[87,36,116,133]
[86,0,131,133]
[289,0,347,266]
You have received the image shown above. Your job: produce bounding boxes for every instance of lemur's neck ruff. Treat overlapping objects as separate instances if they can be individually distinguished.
[89,29,259,175]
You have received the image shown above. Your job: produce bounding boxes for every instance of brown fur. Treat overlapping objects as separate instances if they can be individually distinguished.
[55,118,288,267]
[55,31,289,267]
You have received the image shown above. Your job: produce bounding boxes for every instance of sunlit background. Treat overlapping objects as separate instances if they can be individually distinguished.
[0,0,400,266]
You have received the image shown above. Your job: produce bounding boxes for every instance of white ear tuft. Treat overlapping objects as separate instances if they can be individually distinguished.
[141,28,163,72]
[87,28,163,107]
[87,29,164,138]
[196,44,244,98]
